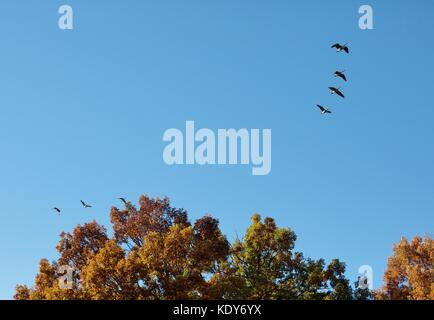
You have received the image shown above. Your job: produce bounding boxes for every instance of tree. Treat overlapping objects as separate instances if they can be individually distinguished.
[375,235,434,300]
[225,214,353,300]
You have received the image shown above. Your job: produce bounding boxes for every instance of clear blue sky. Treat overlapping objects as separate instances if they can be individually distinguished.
[1,0,433,299]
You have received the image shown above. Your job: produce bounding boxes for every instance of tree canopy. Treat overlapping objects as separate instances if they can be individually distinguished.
[14,195,432,300]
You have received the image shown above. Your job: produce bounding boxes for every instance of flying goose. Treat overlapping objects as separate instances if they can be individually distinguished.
[334,70,347,81]
[331,43,349,53]
[80,200,92,208]
[329,86,345,98]
[316,104,332,114]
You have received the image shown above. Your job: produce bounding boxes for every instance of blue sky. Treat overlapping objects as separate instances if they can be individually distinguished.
[0,0,433,299]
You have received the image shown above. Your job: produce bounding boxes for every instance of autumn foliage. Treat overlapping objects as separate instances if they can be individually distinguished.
[374,236,434,300]
[14,195,432,300]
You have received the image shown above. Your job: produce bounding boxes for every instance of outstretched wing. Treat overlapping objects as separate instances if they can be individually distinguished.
[335,72,347,81]
[336,90,345,98]
[316,104,325,112]
[343,46,349,53]
[80,200,86,206]
[331,43,340,48]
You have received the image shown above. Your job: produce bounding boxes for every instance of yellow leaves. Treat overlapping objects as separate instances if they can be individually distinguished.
[138,225,194,275]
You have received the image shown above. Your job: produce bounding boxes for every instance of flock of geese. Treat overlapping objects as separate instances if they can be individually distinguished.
[52,198,127,215]
[316,43,350,115]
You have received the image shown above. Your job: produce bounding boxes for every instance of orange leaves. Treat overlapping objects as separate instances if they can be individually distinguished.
[110,195,189,248]
[375,236,434,300]
[56,221,108,270]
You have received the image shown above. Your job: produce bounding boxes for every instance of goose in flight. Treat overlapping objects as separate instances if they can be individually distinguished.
[334,70,347,81]
[80,200,92,208]
[329,86,345,98]
[331,43,349,53]
[316,104,332,114]
[52,207,61,215]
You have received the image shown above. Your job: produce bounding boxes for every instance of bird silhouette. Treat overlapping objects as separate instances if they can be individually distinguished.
[331,43,349,54]
[118,197,127,205]
[80,200,92,208]
[329,86,345,98]
[334,70,347,81]
[52,207,61,215]
[316,104,332,114]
